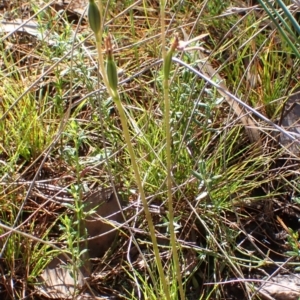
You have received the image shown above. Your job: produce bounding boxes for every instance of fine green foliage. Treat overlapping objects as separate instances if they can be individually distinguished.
[1,0,300,299]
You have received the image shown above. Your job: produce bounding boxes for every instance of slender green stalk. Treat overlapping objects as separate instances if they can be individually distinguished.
[161,13,185,300]
[104,34,170,299]
[88,0,110,96]
[160,0,184,297]
[160,0,166,60]
[88,1,170,298]
[113,94,170,296]
[258,0,300,58]
[276,0,300,36]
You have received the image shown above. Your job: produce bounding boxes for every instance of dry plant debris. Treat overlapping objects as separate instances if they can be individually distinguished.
[1,0,300,299]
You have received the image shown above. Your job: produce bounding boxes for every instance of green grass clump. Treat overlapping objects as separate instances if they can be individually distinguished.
[1,0,300,299]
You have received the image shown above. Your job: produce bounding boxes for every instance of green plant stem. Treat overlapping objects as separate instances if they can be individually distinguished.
[92,13,170,298]
[92,1,111,100]
[90,0,173,295]
[258,0,300,59]
[160,0,166,60]
[112,92,170,299]
[160,1,184,298]
[276,0,300,36]
[95,41,111,96]
[162,68,184,300]
[94,37,111,99]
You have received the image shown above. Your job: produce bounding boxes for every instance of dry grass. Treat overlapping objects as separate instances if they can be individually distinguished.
[1,0,300,299]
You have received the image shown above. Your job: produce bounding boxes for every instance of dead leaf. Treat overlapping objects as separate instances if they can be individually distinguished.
[37,187,124,299]
[259,274,300,300]
[196,51,262,148]
[83,188,124,258]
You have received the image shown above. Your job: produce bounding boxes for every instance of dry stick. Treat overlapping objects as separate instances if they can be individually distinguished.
[1,11,96,297]
[175,56,296,298]
[1,0,57,41]
[0,108,69,259]
[196,51,261,145]
[204,277,300,291]
[172,57,297,143]
[0,38,92,122]
[0,222,66,254]
[0,4,134,122]
[172,54,296,287]
[0,221,97,298]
